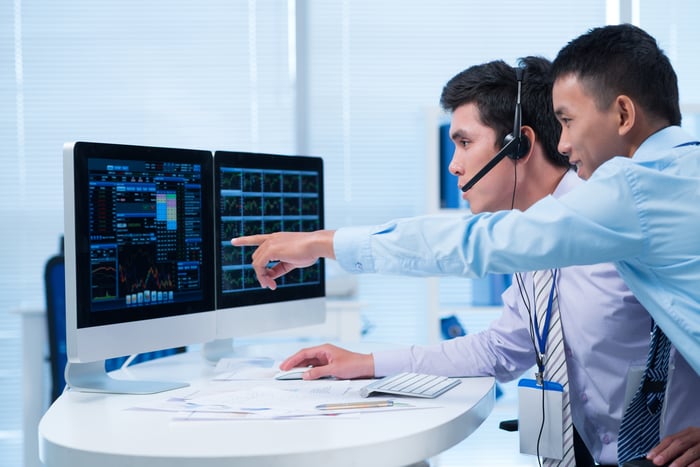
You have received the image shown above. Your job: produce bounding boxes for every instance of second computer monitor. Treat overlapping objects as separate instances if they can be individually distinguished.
[214,151,326,339]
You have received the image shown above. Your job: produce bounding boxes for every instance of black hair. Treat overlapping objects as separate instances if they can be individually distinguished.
[440,56,569,168]
[551,23,681,126]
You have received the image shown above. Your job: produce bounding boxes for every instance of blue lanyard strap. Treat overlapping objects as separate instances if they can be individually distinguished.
[533,269,558,363]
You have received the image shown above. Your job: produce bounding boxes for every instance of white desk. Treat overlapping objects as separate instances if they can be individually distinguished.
[39,351,495,467]
[17,300,362,467]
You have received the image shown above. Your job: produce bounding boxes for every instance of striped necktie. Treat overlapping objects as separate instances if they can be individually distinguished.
[617,324,671,464]
[533,269,576,467]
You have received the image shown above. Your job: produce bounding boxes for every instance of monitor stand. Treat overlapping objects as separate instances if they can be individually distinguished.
[65,361,189,394]
[202,338,235,364]
[201,338,278,365]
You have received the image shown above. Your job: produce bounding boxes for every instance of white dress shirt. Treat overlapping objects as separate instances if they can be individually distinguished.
[341,170,700,464]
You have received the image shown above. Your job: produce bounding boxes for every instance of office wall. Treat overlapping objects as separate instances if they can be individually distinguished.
[2,1,698,465]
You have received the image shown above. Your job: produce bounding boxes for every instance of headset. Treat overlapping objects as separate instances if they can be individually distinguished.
[461,66,531,192]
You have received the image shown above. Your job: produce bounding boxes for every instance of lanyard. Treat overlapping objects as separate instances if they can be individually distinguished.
[674,141,700,148]
[532,269,558,374]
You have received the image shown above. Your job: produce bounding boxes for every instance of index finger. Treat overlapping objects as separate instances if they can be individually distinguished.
[280,347,325,370]
[231,234,269,247]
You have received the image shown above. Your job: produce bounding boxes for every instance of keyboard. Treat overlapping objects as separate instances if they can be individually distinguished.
[360,372,461,399]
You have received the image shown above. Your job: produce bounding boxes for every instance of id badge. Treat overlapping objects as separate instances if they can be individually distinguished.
[623,366,645,409]
[518,378,564,460]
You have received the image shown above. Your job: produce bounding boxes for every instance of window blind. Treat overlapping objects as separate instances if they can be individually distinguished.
[0,1,293,464]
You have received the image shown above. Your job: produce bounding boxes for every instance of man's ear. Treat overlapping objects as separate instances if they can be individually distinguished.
[615,95,636,136]
[518,125,536,161]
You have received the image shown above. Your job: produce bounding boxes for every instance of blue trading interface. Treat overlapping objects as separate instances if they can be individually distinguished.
[87,158,205,312]
[218,166,322,294]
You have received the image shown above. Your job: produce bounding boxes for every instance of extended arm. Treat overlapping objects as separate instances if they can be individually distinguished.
[233,163,643,286]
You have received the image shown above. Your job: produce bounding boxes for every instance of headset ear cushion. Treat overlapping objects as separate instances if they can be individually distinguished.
[514,133,531,159]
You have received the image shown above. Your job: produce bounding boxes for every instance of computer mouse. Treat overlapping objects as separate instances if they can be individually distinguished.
[274,367,310,380]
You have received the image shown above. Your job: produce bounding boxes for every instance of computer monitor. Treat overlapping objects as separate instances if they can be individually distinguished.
[209,150,326,360]
[63,141,216,393]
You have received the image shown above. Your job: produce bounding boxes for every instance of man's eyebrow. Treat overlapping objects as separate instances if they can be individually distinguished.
[450,129,468,140]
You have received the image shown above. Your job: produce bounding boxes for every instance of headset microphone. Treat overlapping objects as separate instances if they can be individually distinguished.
[461,67,530,193]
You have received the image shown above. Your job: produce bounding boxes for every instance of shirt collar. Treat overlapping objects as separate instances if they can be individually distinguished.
[552,169,582,199]
[633,125,697,162]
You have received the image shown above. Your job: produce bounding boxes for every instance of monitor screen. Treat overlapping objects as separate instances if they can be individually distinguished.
[64,141,216,369]
[214,151,326,340]
[63,143,327,391]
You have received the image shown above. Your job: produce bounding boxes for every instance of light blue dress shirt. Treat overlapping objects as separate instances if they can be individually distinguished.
[334,126,700,377]
[360,171,698,464]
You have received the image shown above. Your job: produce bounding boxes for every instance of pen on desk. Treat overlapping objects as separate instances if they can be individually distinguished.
[315,400,394,410]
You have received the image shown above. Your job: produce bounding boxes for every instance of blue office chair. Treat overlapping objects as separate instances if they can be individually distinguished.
[43,244,186,402]
[44,254,68,402]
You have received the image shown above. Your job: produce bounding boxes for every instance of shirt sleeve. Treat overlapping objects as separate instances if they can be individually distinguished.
[334,160,645,278]
[372,283,538,382]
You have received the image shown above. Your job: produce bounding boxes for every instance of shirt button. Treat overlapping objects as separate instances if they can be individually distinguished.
[580,393,588,402]
[566,348,573,358]
[355,262,363,271]
[602,434,611,444]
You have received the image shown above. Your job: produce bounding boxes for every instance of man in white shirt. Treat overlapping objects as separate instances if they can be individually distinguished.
[235,55,700,466]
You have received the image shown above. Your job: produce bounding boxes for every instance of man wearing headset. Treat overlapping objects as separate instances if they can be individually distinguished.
[234,26,700,467]
[236,54,699,466]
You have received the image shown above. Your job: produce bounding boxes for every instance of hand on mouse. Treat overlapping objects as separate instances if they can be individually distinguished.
[279,343,374,380]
